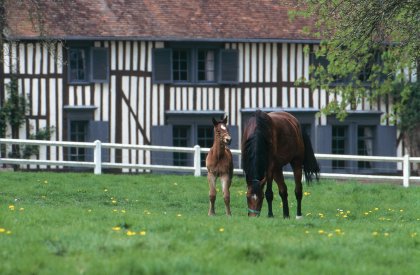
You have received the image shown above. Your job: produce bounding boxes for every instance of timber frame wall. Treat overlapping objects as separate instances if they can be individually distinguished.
[0,40,400,167]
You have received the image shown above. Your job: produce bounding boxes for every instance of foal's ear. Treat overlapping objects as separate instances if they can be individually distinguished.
[222,115,228,125]
[212,117,218,126]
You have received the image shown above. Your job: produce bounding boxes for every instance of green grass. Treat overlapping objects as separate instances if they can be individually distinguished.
[1,172,419,275]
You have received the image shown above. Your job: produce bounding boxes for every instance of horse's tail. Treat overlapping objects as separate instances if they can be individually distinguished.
[302,130,320,183]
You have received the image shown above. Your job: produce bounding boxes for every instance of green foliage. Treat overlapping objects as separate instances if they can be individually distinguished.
[0,172,419,274]
[394,82,420,132]
[294,0,419,124]
[21,126,55,158]
[1,77,28,131]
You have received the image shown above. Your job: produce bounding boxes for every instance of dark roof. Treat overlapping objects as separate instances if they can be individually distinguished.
[5,0,317,42]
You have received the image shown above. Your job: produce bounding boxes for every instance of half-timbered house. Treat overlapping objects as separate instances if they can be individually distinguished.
[1,0,404,173]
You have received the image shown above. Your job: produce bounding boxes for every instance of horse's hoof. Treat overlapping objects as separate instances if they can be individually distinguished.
[208,212,215,216]
[268,214,274,218]
[296,215,303,220]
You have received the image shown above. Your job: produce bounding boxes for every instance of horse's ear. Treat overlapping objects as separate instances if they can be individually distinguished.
[222,115,228,125]
[212,117,218,126]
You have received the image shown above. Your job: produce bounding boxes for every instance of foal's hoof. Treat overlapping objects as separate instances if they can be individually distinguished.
[268,214,274,218]
[296,215,303,220]
[208,212,216,216]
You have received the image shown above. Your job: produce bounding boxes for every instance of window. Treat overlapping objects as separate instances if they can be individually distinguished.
[197,125,214,166]
[197,50,215,82]
[173,126,189,166]
[68,45,109,84]
[332,126,346,169]
[357,126,374,169]
[70,121,88,161]
[153,45,238,84]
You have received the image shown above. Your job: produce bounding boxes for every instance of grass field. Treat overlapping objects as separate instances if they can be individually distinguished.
[0,171,419,275]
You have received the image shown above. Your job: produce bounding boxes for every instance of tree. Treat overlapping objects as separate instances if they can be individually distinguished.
[294,0,420,157]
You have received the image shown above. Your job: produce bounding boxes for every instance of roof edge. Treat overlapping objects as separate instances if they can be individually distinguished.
[5,35,321,44]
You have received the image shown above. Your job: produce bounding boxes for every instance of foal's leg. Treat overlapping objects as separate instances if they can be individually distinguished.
[265,180,274,217]
[221,174,232,216]
[207,172,217,216]
[291,161,303,219]
[274,170,289,218]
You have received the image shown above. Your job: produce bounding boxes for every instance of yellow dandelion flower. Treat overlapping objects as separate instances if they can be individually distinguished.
[177,214,182,217]
[19,208,24,211]
[121,210,126,213]
[304,192,311,196]
[364,212,369,216]
[139,231,146,236]
[111,200,117,204]
[400,209,404,212]
[384,233,389,237]
[219,228,225,232]
[328,233,333,238]
[6,230,12,235]
[318,230,325,234]
[174,182,178,186]
[346,210,351,214]
[126,230,136,236]
[305,230,310,234]
[113,209,118,212]
[88,209,92,212]
[374,207,379,211]
[44,180,48,184]
[112,226,121,231]
[343,215,348,218]
[0,228,6,233]
[104,189,108,192]
[410,232,417,238]
[335,229,342,234]
[8,205,15,211]
[372,231,379,236]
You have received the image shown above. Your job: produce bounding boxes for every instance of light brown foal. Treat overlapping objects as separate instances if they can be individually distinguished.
[206,116,233,216]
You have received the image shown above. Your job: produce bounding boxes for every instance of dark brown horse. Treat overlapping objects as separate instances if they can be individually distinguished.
[241,110,320,217]
[206,116,233,216]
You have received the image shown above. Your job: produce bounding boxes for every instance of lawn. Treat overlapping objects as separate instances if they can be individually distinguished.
[0,171,419,275]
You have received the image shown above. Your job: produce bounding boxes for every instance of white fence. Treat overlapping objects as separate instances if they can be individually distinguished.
[1,138,419,187]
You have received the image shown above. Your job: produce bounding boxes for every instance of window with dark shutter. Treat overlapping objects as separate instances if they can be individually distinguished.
[91,48,109,83]
[153,48,172,84]
[219,50,239,84]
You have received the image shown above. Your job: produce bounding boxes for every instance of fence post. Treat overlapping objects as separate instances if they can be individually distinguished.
[194,145,201,177]
[403,154,410,187]
[94,140,102,175]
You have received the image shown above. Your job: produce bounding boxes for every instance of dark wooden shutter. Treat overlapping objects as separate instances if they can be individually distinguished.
[91,48,109,83]
[316,125,332,173]
[151,125,173,167]
[152,49,172,84]
[375,125,397,173]
[220,49,239,84]
[87,121,110,162]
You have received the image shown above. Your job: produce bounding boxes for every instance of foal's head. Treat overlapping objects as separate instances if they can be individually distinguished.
[212,116,232,146]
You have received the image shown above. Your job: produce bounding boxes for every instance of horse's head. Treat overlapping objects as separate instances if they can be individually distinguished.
[246,178,266,217]
[212,116,231,146]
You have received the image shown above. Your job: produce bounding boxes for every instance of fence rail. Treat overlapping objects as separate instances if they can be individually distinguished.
[1,138,419,187]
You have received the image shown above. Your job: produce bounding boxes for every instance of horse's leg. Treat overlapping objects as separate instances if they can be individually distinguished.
[274,170,289,218]
[265,180,274,217]
[291,161,303,219]
[221,174,232,216]
[207,172,217,216]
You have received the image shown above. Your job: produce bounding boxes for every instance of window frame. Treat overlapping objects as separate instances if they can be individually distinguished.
[67,43,109,84]
[152,43,239,85]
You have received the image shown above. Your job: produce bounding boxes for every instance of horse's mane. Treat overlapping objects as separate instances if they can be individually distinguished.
[242,110,272,183]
